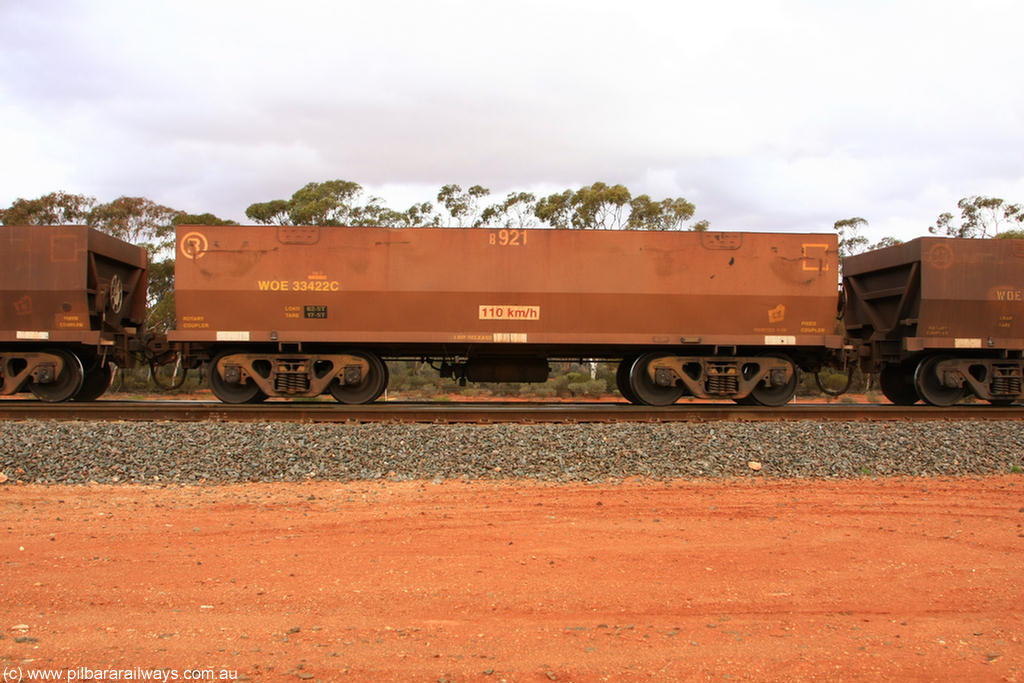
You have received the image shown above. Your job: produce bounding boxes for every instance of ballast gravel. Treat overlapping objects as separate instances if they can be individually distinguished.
[1,420,1022,484]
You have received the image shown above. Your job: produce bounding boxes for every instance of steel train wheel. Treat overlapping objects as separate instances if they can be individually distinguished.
[732,361,763,405]
[627,353,685,406]
[209,352,267,404]
[914,355,966,407]
[746,357,798,407]
[616,356,641,404]
[329,352,389,404]
[28,349,84,402]
[878,364,919,405]
[73,362,114,402]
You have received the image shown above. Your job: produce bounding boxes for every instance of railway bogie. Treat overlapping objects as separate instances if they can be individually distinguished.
[620,352,802,406]
[203,348,391,404]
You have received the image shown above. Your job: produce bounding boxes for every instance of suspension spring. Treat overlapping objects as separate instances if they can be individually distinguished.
[706,374,738,395]
[274,372,310,393]
[991,376,1021,396]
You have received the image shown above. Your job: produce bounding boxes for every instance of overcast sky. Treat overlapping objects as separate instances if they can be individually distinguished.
[1,0,1022,243]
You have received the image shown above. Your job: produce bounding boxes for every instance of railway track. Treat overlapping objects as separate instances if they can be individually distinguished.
[0,400,1022,423]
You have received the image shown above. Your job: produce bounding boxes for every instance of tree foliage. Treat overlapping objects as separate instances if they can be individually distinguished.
[834,217,870,258]
[353,198,436,228]
[870,236,903,250]
[288,180,363,225]
[534,182,705,230]
[242,178,708,231]
[244,199,291,225]
[569,182,631,230]
[0,191,95,225]
[87,196,183,254]
[533,190,574,230]
[929,195,1024,238]
[173,212,238,227]
[480,192,539,229]
[535,182,632,230]
[834,218,907,258]
[996,229,1024,240]
[628,195,699,231]
[436,184,490,227]
[246,180,435,227]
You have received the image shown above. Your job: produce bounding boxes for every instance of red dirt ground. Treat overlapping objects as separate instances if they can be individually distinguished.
[2,477,1023,682]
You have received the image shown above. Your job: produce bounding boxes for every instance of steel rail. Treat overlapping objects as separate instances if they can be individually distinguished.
[0,400,1022,423]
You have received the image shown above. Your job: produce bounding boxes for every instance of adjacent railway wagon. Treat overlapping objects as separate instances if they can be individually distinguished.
[170,225,842,405]
[0,225,148,401]
[843,237,1024,405]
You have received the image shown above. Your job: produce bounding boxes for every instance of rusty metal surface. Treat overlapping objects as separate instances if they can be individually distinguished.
[0,225,148,344]
[0,399,1021,423]
[0,350,73,396]
[843,237,1024,352]
[213,351,373,398]
[170,226,841,355]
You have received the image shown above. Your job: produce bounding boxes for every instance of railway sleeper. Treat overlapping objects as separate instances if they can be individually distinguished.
[213,352,372,398]
[646,355,796,401]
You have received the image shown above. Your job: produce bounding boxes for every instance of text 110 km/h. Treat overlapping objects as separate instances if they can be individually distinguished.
[478,305,541,320]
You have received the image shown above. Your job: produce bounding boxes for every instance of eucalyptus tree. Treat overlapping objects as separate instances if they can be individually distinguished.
[929,196,1023,238]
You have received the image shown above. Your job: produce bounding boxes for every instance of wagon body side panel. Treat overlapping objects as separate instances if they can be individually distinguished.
[170,225,841,353]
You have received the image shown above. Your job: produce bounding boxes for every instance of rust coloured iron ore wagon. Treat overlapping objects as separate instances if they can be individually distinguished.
[843,236,1024,406]
[170,225,842,405]
[0,225,148,401]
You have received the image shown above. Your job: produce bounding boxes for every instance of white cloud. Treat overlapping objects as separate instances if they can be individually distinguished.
[1,0,1022,240]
